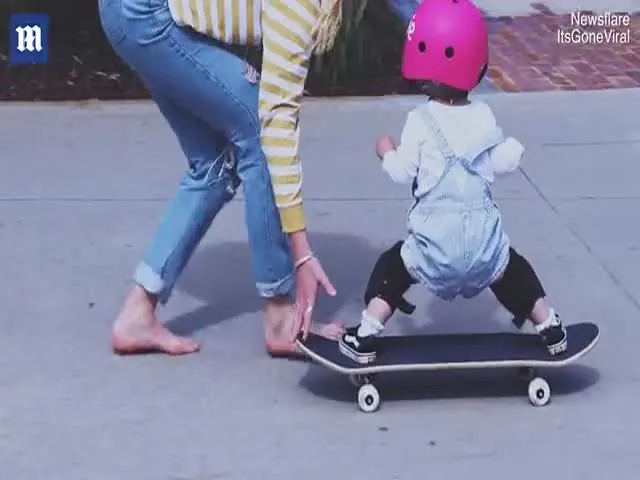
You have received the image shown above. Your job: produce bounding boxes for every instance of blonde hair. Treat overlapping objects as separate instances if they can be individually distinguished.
[312,0,343,54]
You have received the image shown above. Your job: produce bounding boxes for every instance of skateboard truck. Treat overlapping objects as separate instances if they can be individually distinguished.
[397,296,416,315]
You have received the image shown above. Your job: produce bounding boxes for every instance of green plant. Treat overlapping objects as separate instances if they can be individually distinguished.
[310,0,406,87]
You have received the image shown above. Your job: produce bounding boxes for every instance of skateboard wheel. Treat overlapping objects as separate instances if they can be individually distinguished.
[357,384,380,413]
[528,377,551,406]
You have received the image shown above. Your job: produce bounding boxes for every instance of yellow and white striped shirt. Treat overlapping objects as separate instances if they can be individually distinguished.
[168,0,323,233]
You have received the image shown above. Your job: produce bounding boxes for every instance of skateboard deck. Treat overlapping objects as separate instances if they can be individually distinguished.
[296,322,599,412]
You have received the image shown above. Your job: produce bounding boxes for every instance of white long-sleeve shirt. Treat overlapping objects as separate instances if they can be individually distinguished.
[381,100,524,198]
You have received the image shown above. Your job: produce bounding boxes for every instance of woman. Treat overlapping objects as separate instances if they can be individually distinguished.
[99,0,344,356]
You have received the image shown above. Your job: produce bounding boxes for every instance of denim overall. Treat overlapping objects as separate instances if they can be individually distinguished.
[400,103,511,301]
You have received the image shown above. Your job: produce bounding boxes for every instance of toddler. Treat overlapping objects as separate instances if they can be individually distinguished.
[339,0,567,364]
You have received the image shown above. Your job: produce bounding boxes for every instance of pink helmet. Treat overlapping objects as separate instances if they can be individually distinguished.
[402,0,489,92]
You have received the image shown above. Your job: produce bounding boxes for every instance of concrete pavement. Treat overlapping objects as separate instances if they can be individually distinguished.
[1,88,640,479]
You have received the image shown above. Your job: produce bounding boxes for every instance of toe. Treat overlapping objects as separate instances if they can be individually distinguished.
[155,329,200,355]
[314,321,345,340]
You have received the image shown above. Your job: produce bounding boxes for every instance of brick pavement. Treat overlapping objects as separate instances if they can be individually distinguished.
[487,4,640,91]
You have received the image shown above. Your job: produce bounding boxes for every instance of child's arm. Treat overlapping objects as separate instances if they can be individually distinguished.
[486,136,525,175]
[378,111,424,185]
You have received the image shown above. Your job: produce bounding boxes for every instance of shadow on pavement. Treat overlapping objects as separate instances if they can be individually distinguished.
[168,232,510,336]
[167,232,383,335]
[394,289,506,336]
[299,364,601,405]
[166,230,600,402]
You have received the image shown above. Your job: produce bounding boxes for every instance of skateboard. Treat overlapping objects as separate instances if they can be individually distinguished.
[296,322,599,412]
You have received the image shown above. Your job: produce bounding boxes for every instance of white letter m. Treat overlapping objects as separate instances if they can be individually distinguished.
[15,25,42,52]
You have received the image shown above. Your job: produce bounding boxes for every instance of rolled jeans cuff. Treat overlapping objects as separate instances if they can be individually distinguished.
[256,270,296,299]
[134,262,169,303]
[134,261,296,303]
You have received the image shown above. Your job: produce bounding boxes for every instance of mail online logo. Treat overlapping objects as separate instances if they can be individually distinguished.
[9,13,50,64]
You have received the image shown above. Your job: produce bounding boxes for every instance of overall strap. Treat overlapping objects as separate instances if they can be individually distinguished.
[408,102,455,208]
[414,102,456,161]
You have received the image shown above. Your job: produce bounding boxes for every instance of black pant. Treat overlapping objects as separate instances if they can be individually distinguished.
[365,242,546,322]
[490,247,546,323]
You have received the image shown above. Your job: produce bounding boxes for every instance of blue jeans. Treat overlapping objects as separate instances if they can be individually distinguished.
[98,0,295,303]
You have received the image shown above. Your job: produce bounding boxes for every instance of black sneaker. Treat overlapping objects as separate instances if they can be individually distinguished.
[538,312,567,355]
[339,327,378,364]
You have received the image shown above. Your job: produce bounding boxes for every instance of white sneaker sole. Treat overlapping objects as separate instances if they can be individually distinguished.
[547,336,568,355]
[338,340,376,365]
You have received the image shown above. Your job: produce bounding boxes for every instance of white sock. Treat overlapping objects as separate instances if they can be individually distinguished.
[357,310,384,337]
[534,308,558,332]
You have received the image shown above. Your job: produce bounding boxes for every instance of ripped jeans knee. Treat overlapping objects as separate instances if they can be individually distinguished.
[184,144,241,199]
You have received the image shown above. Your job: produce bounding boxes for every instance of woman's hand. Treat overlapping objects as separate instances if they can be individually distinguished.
[288,230,337,341]
[293,256,336,340]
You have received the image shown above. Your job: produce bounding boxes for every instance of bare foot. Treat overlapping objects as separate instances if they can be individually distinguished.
[263,298,344,357]
[312,321,345,341]
[111,285,200,356]
[265,321,345,357]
